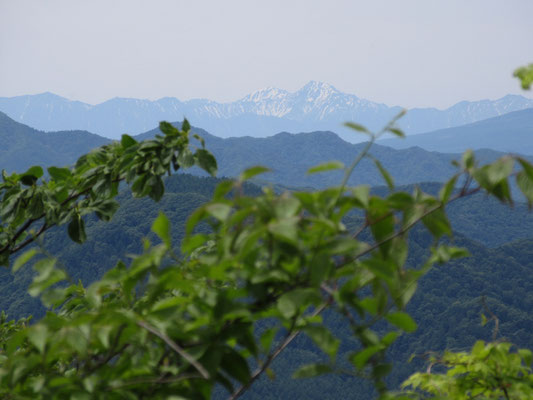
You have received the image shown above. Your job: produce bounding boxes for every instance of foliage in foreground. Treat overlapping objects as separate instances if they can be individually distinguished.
[391,340,533,399]
[0,112,533,399]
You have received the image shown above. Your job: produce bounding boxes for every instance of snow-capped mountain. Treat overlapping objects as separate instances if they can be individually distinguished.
[1,82,532,141]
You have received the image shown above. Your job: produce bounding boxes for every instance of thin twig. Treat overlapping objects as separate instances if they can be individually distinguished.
[137,320,210,380]
[481,296,500,341]
[350,186,482,263]
[1,175,121,257]
[228,303,328,400]
[10,222,49,254]
[108,373,202,390]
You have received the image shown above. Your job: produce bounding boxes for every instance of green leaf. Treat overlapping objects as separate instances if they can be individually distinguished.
[268,216,299,245]
[193,133,206,148]
[307,161,345,174]
[517,170,533,205]
[29,258,67,297]
[422,207,451,238]
[371,157,394,190]
[206,203,231,221]
[514,63,533,90]
[381,331,399,346]
[20,166,43,185]
[518,348,532,366]
[152,212,171,248]
[386,312,417,332]
[350,346,382,369]
[195,149,217,176]
[292,363,333,379]
[518,157,533,180]
[120,134,137,148]
[94,199,119,222]
[274,196,300,219]
[181,233,208,254]
[439,175,458,203]
[13,249,38,272]
[0,252,9,267]
[352,185,370,208]
[472,156,514,191]
[401,281,418,307]
[388,127,405,137]
[181,118,191,132]
[148,175,165,201]
[239,166,271,181]
[159,121,178,136]
[431,245,469,264]
[344,122,371,135]
[24,166,44,179]
[47,167,72,182]
[212,180,234,201]
[27,324,48,353]
[304,325,340,359]
[220,348,250,384]
[68,214,87,244]
[277,288,320,319]
[387,192,414,210]
[260,327,278,352]
[462,150,475,170]
[471,340,485,356]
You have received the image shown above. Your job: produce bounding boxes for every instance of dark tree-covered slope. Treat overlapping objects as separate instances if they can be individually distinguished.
[2,111,529,190]
[138,123,529,189]
[0,111,109,172]
[0,170,531,399]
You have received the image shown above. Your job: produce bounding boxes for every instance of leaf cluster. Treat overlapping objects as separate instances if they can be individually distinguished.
[0,120,216,265]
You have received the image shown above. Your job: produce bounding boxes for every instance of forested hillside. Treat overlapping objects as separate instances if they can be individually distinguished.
[3,112,531,190]
[1,170,532,399]
[139,123,532,189]
[0,111,109,173]
[1,115,532,399]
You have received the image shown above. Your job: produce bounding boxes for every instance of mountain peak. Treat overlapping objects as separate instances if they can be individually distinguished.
[300,81,339,93]
[243,86,289,102]
[297,81,342,103]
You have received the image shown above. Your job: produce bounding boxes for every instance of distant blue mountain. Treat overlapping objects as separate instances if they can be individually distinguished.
[1,82,532,141]
[379,108,533,155]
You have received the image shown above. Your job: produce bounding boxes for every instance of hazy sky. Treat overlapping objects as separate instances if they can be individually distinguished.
[1,0,532,108]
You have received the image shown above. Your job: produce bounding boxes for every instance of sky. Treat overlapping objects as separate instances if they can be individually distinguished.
[1,0,532,109]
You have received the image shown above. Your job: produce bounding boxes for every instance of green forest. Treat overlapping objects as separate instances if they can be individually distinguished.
[1,86,533,400]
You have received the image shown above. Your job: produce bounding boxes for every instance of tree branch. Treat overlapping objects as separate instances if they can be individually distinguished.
[350,186,482,262]
[228,302,328,400]
[137,320,210,380]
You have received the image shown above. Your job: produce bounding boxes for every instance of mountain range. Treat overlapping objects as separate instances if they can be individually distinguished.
[0,111,109,173]
[379,107,533,154]
[1,96,533,399]
[2,110,532,191]
[1,82,532,141]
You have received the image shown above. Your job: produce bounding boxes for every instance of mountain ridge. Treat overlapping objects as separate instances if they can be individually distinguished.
[2,110,532,191]
[2,82,532,140]
[379,107,533,154]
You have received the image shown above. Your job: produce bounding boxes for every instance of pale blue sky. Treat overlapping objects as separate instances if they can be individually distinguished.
[1,0,532,108]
